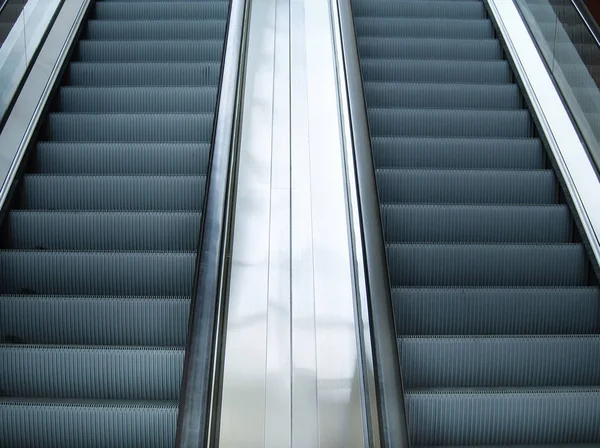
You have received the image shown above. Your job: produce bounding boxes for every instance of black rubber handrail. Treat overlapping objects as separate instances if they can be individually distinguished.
[336,0,411,446]
[174,0,249,445]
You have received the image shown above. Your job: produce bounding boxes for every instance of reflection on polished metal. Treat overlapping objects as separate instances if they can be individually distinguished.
[0,0,63,126]
[0,0,89,212]
[219,0,368,444]
[487,0,600,265]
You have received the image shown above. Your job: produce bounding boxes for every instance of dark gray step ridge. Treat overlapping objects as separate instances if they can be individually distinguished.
[399,336,600,388]
[393,287,600,335]
[354,17,494,39]
[381,204,571,243]
[0,295,189,346]
[0,346,184,400]
[405,388,600,445]
[371,137,544,169]
[359,59,512,84]
[386,243,587,287]
[68,62,221,86]
[16,175,206,211]
[364,83,522,110]
[0,399,178,448]
[57,87,218,113]
[0,251,195,296]
[376,169,556,205]
[3,211,202,251]
[45,114,214,142]
[84,19,227,40]
[93,2,229,20]
[77,40,224,63]
[33,142,210,175]
[352,1,486,20]
[368,109,533,138]
[358,37,503,61]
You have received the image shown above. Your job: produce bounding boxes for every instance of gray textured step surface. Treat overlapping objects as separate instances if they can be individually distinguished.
[85,19,227,40]
[33,143,211,175]
[0,400,178,448]
[372,138,544,169]
[399,336,600,388]
[354,18,494,39]
[3,211,202,250]
[393,287,600,335]
[0,295,190,346]
[0,346,184,399]
[77,40,223,62]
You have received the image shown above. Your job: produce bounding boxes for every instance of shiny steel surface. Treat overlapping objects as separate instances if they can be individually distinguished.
[175,0,249,444]
[487,0,600,267]
[0,0,89,212]
[219,0,368,443]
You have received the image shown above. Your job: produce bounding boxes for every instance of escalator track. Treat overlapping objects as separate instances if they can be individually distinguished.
[351,0,600,445]
[0,0,230,445]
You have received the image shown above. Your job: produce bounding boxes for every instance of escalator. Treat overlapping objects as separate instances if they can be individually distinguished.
[351,0,600,445]
[0,0,230,445]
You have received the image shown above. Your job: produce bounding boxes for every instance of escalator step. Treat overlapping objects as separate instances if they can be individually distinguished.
[33,143,210,175]
[386,243,587,287]
[45,114,213,142]
[405,388,600,445]
[77,40,223,62]
[364,83,521,110]
[381,205,571,243]
[68,62,221,86]
[393,287,600,336]
[368,109,533,138]
[360,59,513,84]
[352,1,486,20]
[16,175,206,211]
[372,138,544,169]
[0,399,178,448]
[376,169,556,204]
[57,87,218,113]
[0,251,195,296]
[0,346,184,399]
[354,18,494,39]
[399,336,600,388]
[93,2,229,21]
[0,295,189,346]
[3,211,202,250]
[358,38,503,60]
[85,19,227,40]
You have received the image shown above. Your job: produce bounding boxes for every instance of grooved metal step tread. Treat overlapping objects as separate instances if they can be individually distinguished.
[45,114,214,142]
[376,169,556,204]
[381,204,571,243]
[3,211,202,250]
[93,2,229,21]
[372,137,544,169]
[392,287,600,336]
[0,251,196,296]
[33,142,211,174]
[68,62,221,86]
[76,40,224,62]
[16,175,207,211]
[368,109,533,138]
[358,37,503,60]
[352,1,486,20]
[360,59,512,84]
[354,18,494,39]
[386,244,587,287]
[0,295,189,346]
[57,87,218,113]
[85,19,227,40]
[365,83,521,110]
[399,336,600,388]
